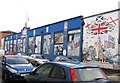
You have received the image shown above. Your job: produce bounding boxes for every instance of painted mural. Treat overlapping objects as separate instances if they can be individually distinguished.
[54,32,64,55]
[35,36,41,53]
[13,40,16,52]
[5,41,9,52]
[83,11,119,66]
[23,38,26,52]
[43,35,51,54]
[68,30,80,56]
[29,37,34,53]
[17,39,21,52]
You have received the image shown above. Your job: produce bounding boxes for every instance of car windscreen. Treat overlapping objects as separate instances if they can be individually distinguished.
[75,68,107,81]
[35,55,45,59]
[6,58,29,64]
[68,58,79,62]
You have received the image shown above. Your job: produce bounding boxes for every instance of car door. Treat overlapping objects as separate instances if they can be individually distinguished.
[25,63,53,82]
[48,65,66,82]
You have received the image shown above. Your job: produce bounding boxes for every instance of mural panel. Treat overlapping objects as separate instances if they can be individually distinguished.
[43,35,51,54]
[68,30,80,56]
[35,36,41,53]
[83,11,119,68]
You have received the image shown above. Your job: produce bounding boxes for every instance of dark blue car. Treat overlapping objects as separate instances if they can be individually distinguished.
[25,62,110,83]
[2,55,34,82]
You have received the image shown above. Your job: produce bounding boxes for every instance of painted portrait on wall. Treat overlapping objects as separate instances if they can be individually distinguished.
[43,35,51,54]
[35,36,41,53]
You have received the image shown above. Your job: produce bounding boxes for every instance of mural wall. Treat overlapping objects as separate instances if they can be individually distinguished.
[83,10,119,65]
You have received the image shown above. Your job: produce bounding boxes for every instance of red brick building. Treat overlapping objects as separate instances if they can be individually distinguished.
[0,31,17,49]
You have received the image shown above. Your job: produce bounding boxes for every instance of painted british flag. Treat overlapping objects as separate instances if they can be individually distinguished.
[85,15,119,35]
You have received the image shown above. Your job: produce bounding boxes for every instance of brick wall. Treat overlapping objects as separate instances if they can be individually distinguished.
[0,32,12,49]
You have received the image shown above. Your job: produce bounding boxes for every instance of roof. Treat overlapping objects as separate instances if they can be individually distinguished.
[51,61,98,69]
[5,55,24,58]
[0,30,17,34]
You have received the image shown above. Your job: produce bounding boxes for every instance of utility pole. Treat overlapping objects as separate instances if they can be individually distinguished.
[118,1,120,44]
[0,32,2,49]
[118,1,120,54]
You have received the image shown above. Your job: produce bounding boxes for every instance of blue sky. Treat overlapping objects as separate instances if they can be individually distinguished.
[0,0,119,32]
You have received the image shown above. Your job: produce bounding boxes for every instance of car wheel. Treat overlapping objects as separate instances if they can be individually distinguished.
[2,72,9,82]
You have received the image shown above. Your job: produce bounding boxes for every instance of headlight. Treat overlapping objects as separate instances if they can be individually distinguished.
[6,66,18,73]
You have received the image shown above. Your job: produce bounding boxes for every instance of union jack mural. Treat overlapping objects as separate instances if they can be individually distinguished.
[85,15,119,35]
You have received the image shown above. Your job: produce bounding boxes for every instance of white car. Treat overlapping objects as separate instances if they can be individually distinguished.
[29,54,50,66]
[17,53,31,60]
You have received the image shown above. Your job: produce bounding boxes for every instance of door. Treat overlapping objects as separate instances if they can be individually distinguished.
[26,63,53,82]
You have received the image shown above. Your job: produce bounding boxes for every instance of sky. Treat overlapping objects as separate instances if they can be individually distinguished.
[0,0,120,33]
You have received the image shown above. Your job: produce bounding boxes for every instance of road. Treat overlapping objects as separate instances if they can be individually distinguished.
[102,68,120,83]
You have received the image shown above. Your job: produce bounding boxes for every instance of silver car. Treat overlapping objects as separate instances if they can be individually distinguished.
[29,54,50,66]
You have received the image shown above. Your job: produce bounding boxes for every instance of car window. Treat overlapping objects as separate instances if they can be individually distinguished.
[35,64,53,78]
[54,57,60,61]
[60,57,67,61]
[76,68,107,81]
[36,56,42,59]
[6,58,29,64]
[50,65,65,79]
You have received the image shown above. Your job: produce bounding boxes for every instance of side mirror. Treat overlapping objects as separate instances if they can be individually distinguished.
[30,71,35,75]
[2,62,5,65]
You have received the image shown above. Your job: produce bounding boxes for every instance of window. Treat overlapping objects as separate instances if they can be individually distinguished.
[50,66,65,79]
[54,32,64,55]
[43,35,51,54]
[68,30,80,56]
[35,64,53,78]
[76,68,107,81]
[6,58,29,64]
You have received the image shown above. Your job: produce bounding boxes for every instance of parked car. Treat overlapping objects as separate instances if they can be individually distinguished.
[25,62,110,83]
[112,55,120,69]
[17,52,29,58]
[17,52,31,60]
[5,52,14,56]
[54,56,80,64]
[2,55,34,82]
[28,54,50,66]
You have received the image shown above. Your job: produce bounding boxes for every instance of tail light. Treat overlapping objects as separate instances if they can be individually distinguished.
[70,69,77,83]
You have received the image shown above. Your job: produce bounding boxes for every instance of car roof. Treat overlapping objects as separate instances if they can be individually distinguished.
[5,55,24,58]
[51,62,98,69]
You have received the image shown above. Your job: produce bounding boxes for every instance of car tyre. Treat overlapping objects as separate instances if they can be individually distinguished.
[2,72,10,82]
